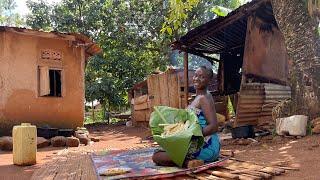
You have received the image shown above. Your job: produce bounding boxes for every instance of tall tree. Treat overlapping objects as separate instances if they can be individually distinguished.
[271,0,320,118]
[0,0,24,26]
[26,0,52,31]
[26,0,169,118]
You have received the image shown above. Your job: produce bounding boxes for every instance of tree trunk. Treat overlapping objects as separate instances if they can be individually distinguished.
[101,100,108,123]
[92,101,95,122]
[271,0,320,118]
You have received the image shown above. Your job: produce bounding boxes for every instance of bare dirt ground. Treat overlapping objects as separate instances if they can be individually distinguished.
[1,124,319,180]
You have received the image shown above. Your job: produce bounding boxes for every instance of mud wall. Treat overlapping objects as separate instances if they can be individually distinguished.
[0,31,85,135]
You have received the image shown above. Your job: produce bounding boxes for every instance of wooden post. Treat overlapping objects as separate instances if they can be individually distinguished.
[184,52,189,108]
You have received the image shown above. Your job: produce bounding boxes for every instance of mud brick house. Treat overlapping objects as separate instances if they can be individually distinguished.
[0,26,101,135]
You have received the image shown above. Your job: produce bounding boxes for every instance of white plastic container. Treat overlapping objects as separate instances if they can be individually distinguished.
[13,123,37,166]
[276,115,308,136]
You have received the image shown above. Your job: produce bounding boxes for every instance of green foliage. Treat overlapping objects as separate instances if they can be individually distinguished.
[211,6,231,17]
[84,109,124,125]
[227,96,235,117]
[85,110,104,124]
[162,0,247,34]
[26,0,52,31]
[0,0,25,26]
[26,0,169,115]
[161,0,200,35]
[25,0,246,118]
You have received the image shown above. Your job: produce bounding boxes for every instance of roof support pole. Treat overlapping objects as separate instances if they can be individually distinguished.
[184,52,189,108]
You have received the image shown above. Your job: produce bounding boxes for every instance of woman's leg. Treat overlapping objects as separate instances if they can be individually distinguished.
[152,151,176,166]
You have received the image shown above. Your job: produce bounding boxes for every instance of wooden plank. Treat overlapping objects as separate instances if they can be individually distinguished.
[168,72,180,108]
[159,72,170,106]
[133,110,147,122]
[134,101,149,111]
[31,155,97,180]
[152,74,161,106]
[31,159,60,180]
[147,74,160,120]
[134,95,148,105]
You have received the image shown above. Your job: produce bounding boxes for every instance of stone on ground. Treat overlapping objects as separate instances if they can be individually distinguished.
[37,137,50,148]
[0,136,13,151]
[66,137,80,147]
[51,136,67,147]
[79,137,91,145]
[90,137,100,142]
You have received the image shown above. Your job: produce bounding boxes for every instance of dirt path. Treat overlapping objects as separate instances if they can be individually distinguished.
[0,124,319,179]
[222,134,320,180]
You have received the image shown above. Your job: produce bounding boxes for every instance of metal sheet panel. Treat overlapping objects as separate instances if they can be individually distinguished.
[235,83,291,127]
[243,16,289,84]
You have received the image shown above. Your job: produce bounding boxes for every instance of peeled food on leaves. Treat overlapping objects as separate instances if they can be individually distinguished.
[161,120,191,137]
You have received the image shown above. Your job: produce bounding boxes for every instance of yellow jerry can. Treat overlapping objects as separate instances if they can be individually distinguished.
[12,123,37,166]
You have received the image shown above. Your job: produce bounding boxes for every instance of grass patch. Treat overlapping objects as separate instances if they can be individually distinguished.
[84,110,126,125]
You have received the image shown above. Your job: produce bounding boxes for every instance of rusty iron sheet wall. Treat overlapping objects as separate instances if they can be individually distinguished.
[243,16,289,84]
[235,83,291,127]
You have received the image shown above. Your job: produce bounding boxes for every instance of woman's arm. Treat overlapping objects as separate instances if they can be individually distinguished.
[199,96,218,136]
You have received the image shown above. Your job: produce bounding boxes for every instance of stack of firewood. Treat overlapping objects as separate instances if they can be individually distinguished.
[311,117,320,134]
[189,159,298,180]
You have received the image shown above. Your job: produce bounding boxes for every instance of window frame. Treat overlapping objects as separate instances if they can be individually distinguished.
[38,66,64,98]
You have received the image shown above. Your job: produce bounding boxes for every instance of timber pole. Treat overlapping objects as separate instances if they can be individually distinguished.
[184,52,189,108]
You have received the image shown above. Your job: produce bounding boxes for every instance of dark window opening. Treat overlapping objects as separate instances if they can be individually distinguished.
[48,70,62,97]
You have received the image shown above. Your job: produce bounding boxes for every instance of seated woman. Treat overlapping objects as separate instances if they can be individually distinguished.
[152,66,220,166]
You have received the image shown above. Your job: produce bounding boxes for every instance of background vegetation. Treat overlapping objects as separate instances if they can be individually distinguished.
[1,0,246,122]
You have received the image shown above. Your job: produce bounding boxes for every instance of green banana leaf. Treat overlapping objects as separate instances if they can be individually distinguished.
[149,106,204,167]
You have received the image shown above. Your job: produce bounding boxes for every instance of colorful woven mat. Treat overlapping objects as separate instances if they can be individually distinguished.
[91,147,227,180]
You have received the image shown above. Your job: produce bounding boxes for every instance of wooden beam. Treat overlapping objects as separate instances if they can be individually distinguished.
[184,52,189,108]
[176,46,220,64]
[186,49,220,64]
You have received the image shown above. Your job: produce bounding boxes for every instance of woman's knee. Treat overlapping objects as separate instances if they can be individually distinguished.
[152,152,160,164]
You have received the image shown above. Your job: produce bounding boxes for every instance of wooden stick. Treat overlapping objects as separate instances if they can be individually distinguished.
[238,174,261,180]
[189,173,225,180]
[214,168,258,180]
[206,170,239,179]
[183,52,189,108]
[226,159,284,175]
[199,173,225,180]
[220,150,235,157]
[231,169,272,179]
[274,166,299,171]
[229,158,289,173]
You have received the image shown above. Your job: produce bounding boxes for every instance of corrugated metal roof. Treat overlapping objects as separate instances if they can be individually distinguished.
[172,0,274,62]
